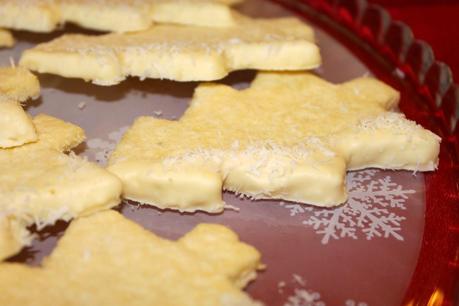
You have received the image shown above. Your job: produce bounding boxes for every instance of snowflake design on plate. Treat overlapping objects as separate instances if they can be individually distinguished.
[344,300,369,306]
[284,288,325,306]
[280,170,415,244]
[86,126,129,164]
[281,274,367,306]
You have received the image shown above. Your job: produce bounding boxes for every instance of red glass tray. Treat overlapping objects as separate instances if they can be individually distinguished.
[1,0,457,305]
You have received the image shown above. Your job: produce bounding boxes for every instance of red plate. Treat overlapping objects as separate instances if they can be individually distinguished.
[1,0,458,305]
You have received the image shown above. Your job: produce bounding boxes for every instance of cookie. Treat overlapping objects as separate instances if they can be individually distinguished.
[0,0,61,33]
[0,218,29,261]
[0,0,242,33]
[0,67,40,148]
[20,16,319,85]
[149,0,241,28]
[0,210,262,306]
[0,100,37,148]
[0,115,122,260]
[0,67,40,103]
[108,72,440,213]
[0,29,14,48]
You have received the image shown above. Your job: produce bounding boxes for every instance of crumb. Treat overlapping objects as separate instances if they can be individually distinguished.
[78,101,87,110]
[224,204,240,212]
[393,68,405,79]
[292,274,305,286]
[153,110,163,117]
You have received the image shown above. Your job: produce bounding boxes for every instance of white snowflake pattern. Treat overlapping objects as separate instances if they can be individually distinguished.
[280,170,415,244]
[282,274,325,306]
[281,274,367,306]
[344,300,368,306]
[86,126,129,164]
[284,288,325,306]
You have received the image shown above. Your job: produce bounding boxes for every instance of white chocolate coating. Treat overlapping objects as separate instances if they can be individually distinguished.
[108,72,440,212]
[20,16,320,84]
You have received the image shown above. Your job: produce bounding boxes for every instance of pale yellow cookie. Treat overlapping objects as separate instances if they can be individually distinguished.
[0,28,14,48]
[0,100,36,148]
[20,16,320,85]
[0,0,242,33]
[149,0,241,28]
[0,217,30,261]
[0,67,40,103]
[30,113,85,151]
[60,0,243,32]
[108,72,440,213]
[0,115,122,260]
[0,67,40,148]
[0,210,263,306]
[0,0,60,33]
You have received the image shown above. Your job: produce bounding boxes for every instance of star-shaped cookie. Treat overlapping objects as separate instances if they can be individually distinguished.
[108,72,440,213]
[0,29,13,48]
[0,67,40,102]
[0,210,262,306]
[20,16,319,85]
[0,0,242,33]
[0,67,40,148]
[0,115,122,260]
